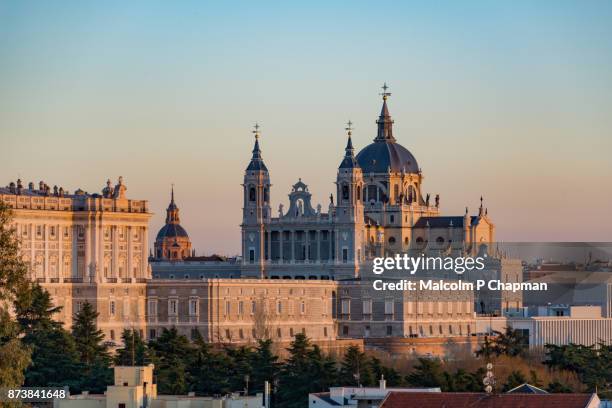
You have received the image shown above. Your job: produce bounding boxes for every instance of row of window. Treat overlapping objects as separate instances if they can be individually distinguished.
[341,300,472,316]
[148,326,328,341]
[341,324,472,337]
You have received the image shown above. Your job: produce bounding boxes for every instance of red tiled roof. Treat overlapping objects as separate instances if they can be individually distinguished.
[379,392,596,408]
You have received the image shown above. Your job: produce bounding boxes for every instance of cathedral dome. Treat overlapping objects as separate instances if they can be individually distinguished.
[356,141,419,174]
[355,90,419,174]
[155,223,189,241]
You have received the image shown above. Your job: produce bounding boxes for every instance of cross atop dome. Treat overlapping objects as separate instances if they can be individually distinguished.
[380,82,391,101]
[375,83,395,142]
[252,122,261,139]
[345,120,353,136]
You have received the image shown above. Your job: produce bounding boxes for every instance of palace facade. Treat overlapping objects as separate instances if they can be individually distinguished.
[2,87,525,350]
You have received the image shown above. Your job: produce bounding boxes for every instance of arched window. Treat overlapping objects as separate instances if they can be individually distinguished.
[264,187,269,203]
[249,187,256,202]
[342,184,349,200]
[407,185,416,203]
[436,236,445,244]
[356,185,361,201]
[388,236,396,245]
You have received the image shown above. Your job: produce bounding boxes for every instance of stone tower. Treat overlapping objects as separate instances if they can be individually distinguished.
[334,122,365,276]
[241,125,271,277]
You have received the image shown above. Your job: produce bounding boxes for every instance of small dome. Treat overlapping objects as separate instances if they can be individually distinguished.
[356,141,419,173]
[156,223,189,241]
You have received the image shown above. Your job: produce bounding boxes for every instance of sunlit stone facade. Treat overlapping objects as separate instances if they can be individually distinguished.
[1,177,151,342]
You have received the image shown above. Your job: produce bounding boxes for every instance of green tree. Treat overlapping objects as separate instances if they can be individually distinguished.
[0,202,32,393]
[115,329,149,366]
[0,202,31,303]
[276,334,338,408]
[406,358,445,388]
[476,327,528,358]
[249,339,280,394]
[338,345,373,386]
[0,309,31,389]
[187,330,232,395]
[15,285,82,391]
[546,380,573,393]
[502,370,527,392]
[72,302,112,392]
[369,357,403,387]
[149,327,192,394]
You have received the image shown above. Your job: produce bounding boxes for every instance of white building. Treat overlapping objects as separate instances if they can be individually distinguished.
[309,378,440,408]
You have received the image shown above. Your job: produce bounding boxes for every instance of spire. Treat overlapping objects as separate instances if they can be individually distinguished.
[375,82,395,142]
[166,185,180,224]
[246,123,268,171]
[339,120,360,169]
[169,184,176,208]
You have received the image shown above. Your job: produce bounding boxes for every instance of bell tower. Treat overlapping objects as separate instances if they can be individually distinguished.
[334,121,365,275]
[241,124,271,277]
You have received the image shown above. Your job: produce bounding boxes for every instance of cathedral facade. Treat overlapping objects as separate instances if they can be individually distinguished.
[241,89,496,280]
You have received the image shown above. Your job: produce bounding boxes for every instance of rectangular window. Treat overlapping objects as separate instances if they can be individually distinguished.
[225,301,231,315]
[168,299,178,316]
[189,299,198,316]
[276,301,282,314]
[324,327,328,337]
[300,302,306,314]
[251,301,256,315]
[385,300,394,315]
[149,329,157,339]
[342,325,349,335]
[386,325,393,336]
[342,248,348,263]
[36,225,42,238]
[109,300,116,317]
[341,299,350,315]
[50,226,56,237]
[363,299,372,315]
[238,301,244,315]
[148,299,158,317]
[249,249,255,264]
[437,302,444,314]
[277,328,282,338]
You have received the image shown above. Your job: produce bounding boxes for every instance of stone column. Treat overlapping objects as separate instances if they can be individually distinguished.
[44,224,49,282]
[58,222,63,281]
[84,224,91,282]
[305,230,309,262]
[267,230,271,262]
[127,226,133,281]
[317,230,321,263]
[291,230,295,262]
[141,226,148,279]
[72,225,78,278]
[112,225,118,279]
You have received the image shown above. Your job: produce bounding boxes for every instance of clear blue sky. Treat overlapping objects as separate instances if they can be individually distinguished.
[1,1,612,254]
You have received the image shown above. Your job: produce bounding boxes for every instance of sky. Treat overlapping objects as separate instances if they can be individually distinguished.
[1,1,611,255]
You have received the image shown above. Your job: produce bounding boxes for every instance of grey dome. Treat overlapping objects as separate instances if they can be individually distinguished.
[356,141,419,173]
[355,95,419,174]
[156,223,189,240]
